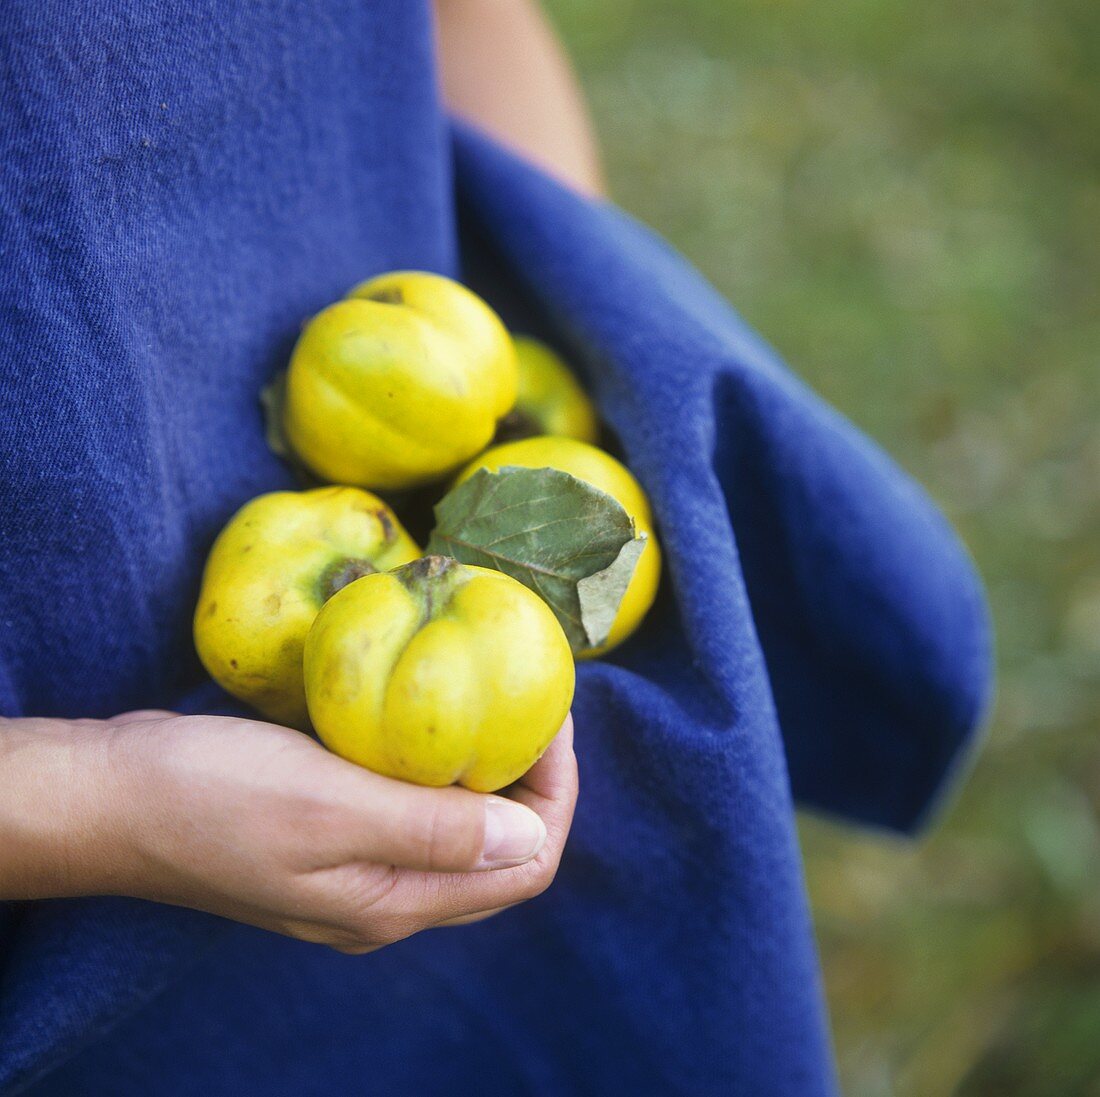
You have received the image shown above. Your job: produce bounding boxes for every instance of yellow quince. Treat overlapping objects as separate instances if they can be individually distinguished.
[496,335,599,444]
[304,555,575,792]
[194,486,420,728]
[283,271,517,490]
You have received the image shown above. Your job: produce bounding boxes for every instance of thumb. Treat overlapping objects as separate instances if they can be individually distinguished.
[327,773,548,873]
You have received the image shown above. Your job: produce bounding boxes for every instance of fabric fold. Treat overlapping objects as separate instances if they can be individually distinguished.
[453,122,993,832]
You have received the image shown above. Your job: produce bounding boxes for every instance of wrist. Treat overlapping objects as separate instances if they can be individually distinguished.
[0,717,134,900]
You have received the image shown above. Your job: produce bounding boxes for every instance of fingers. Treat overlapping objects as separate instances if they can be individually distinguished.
[361,715,579,928]
[313,771,548,874]
[306,715,577,876]
[514,711,576,802]
[294,715,578,950]
[435,902,518,928]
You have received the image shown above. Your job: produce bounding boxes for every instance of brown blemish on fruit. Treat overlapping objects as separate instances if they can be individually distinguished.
[375,507,395,542]
[398,554,455,587]
[320,557,378,602]
[264,593,282,615]
[394,555,461,622]
[206,601,218,618]
[230,659,239,669]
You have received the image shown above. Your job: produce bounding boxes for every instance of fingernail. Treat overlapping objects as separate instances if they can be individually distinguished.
[479,797,547,869]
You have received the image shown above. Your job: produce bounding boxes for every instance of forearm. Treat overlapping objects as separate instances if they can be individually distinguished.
[433,0,605,197]
[0,718,125,900]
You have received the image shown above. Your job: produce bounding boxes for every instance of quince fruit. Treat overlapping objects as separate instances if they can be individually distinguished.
[194,486,419,728]
[304,555,575,791]
[283,271,517,490]
[496,335,598,444]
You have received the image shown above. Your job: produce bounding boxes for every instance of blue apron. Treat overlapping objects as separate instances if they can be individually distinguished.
[0,3,991,1093]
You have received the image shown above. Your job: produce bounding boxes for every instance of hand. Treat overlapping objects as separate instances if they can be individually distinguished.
[0,710,577,953]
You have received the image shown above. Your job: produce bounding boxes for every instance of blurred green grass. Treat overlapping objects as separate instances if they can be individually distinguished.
[544,0,1100,1092]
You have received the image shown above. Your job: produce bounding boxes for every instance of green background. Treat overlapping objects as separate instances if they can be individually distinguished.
[544,1,1100,1092]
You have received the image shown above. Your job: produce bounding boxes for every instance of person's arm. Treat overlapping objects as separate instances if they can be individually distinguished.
[0,710,576,951]
[433,0,605,197]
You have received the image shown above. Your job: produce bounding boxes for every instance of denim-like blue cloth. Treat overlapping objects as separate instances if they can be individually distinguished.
[0,2,991,1094]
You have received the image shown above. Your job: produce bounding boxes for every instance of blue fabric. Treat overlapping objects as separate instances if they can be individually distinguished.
[0,2,991,1094]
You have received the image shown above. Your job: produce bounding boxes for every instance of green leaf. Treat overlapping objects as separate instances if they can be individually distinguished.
[425,466,644,654]
[577,534,647,648]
